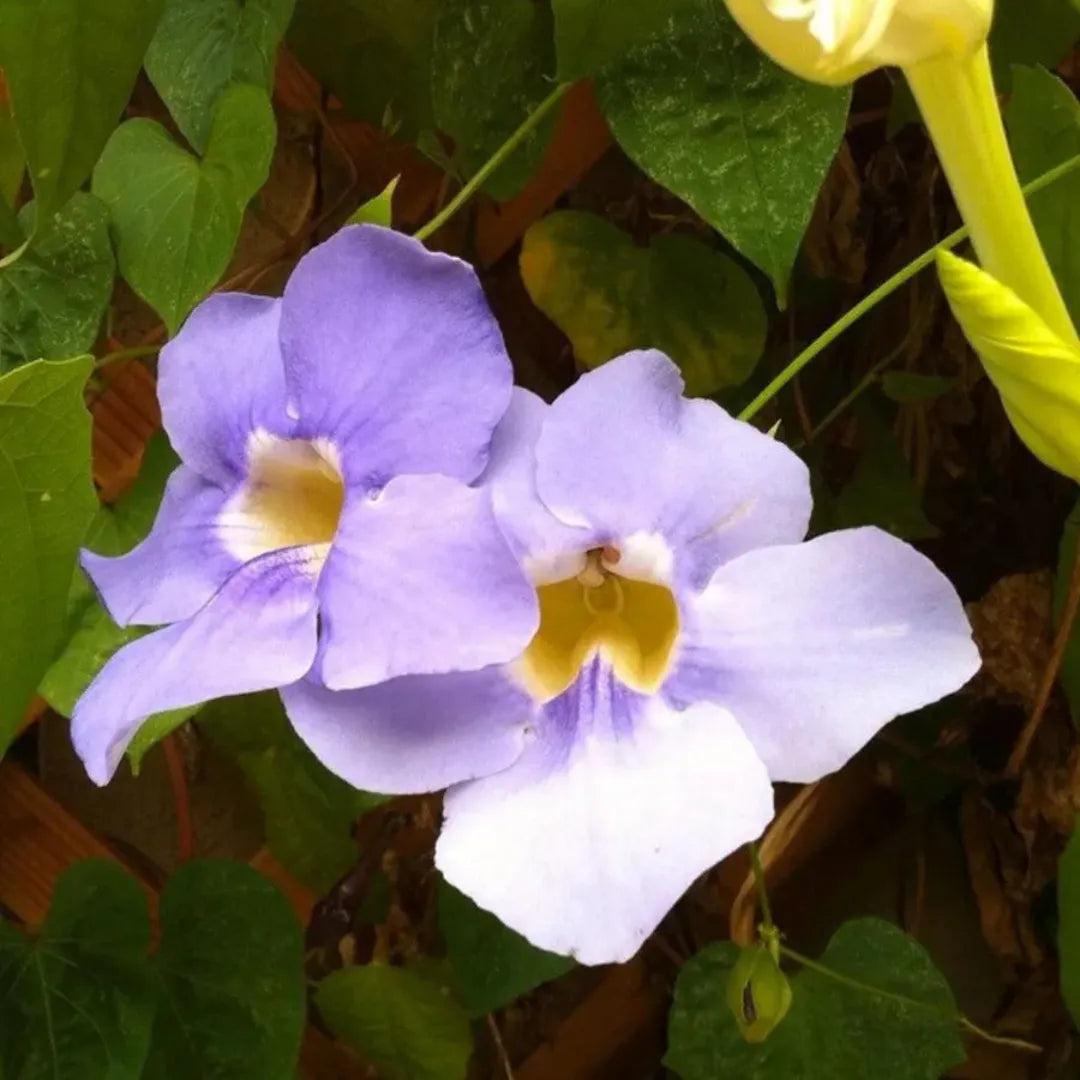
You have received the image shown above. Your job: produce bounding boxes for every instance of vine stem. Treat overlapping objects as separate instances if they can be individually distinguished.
[93,344,160,369]
[778,945,1041,1053]
[738,153,1080,424]
[1007,534,1080,775]
[747,841,774,933]
[413,82,572,244]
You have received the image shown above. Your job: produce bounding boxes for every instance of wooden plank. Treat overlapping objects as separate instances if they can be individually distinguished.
[0,766,367,1077]
[91,360,160,500]
[517,958,666,1080]
[0,762,156,927]
[247,846,317,923]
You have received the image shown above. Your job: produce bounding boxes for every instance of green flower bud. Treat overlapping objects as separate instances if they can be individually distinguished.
[726,943,793,1044]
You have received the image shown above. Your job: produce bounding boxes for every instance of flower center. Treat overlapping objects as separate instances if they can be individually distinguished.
[519,546,680,701]
[219,432,345,564]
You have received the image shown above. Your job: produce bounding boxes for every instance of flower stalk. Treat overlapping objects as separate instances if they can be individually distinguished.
[905,44,1078,345]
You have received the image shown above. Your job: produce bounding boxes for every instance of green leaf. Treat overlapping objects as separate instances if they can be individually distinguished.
[1007,66,1080,328]
[346,178,400,228]
[521,210,766,395]
[144,860,306,1080]
[288,0,440,140]
[199,692,387,893]
[990,0,1080,93]
[1059,817,1080,1024]
[317,962,473,1080]
[40,433,198,766]
[431,0,556,202]
[666,919,966,1080]
[832,405,938,541]
[146,0,296,153]
[0,194,115,372]
[1054,498,1080,728]
[93,83,277,334]
[552,0,699,80]
[596,0,849,305]
[880,372,956,404]
[439,878,574,1017]
[0,355,95,752]
[0,860,155,1079]
[0,0,166,220]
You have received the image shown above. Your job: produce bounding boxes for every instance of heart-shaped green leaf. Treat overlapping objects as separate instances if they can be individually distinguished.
[92,83,276,334]
[0,354,95,752]
[666,919,966,1080]
[0,194,115,373]
[0,860,155,1079]
[143,860,306,1079]
[431,0,557,202]
[596,0,849,305]
[317,961,473,1080]
[552,0,699,80]
[288,0,441,140]
[146,0,296,153]
[521,210,766,395]
[0,0,166,220]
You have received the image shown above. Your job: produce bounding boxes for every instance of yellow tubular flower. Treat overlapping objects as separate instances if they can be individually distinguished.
[723,0,992,85]
[937,250,1080,482]
[906,45,1078,346]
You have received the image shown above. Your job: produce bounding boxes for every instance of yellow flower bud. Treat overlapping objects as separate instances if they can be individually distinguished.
[937,249,1080,483]
[723,0,993,85]
[726,943,793,1044]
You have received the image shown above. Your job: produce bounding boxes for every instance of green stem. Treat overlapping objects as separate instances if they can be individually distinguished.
[905,43,1077,344]
[413,82,572,244]
[738,152,1080,423]
[778,945,1041,1053]
[93,344,160,369]
[0,236,29,269]
[747,842,774,932]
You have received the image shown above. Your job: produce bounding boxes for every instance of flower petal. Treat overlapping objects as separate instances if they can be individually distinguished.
[72,549,320,785]
[315,473,538,690]
[937,249,1080,482]
[534,351,811,588]
[480,387,594,565]
[158,293,291,485]
[279,225,512,488]
[436,661,774,964]
[280,668,535,794]
[81,465,240,627]
[670,527,980,783]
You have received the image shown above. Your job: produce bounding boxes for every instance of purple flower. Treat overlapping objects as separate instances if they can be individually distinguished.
[72,225,538,785]
[281,350,980,964]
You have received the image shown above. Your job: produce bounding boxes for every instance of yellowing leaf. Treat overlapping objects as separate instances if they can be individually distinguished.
[521,210,766,396]
[937,249,1080,482]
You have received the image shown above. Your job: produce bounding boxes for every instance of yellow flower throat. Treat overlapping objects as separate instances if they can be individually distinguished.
[520,547,680,702]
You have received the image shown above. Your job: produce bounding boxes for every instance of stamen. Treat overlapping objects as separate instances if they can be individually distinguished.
[577,549,607,588]
[582,575,625,617]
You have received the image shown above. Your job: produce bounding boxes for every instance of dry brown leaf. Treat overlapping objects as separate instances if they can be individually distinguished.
[960,791,1044,968]
[966,572,1053,708]
[803,140,866,285]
